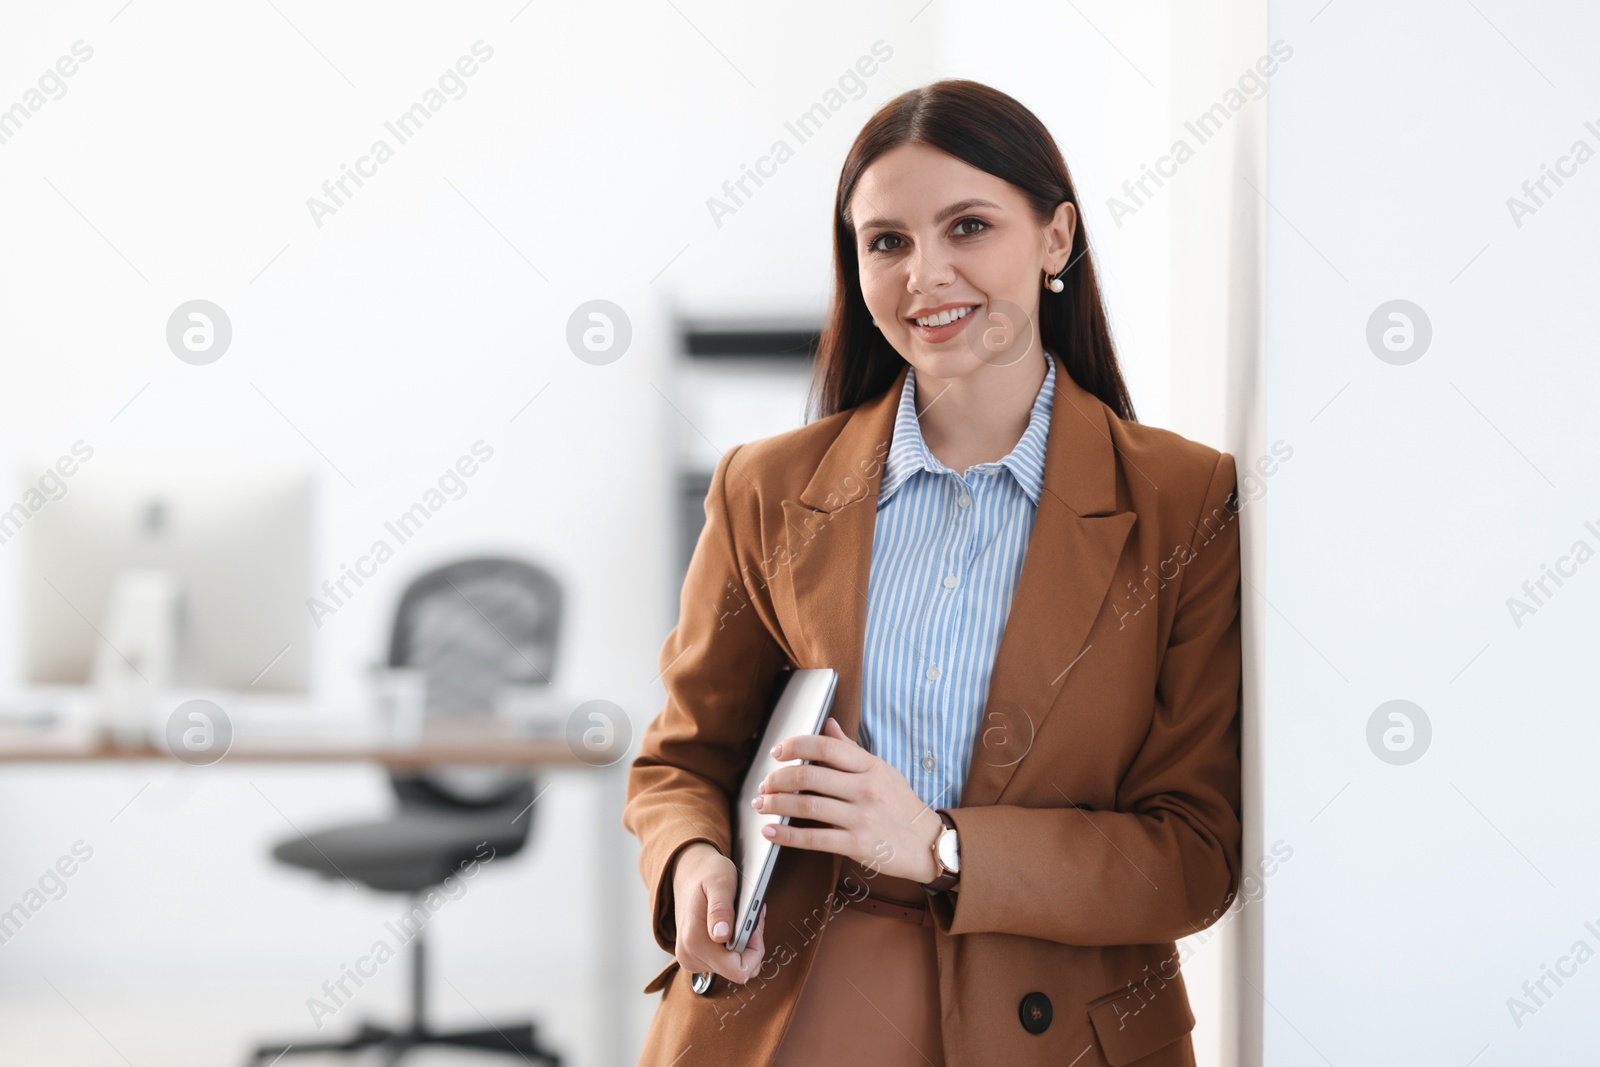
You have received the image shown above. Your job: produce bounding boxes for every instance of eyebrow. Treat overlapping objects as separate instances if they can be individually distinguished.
[855,197,1002,234]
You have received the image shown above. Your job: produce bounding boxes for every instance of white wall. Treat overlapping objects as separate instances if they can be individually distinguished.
[1263,1,1600,1062]
[1168,3,1270,1066]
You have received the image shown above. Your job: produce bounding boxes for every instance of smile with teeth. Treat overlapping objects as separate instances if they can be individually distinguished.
[912,305,977,328]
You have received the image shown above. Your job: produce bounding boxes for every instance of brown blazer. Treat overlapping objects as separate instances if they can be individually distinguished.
[622,350,1243,1067]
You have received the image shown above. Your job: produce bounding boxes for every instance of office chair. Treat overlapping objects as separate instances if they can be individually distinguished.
[250,557,565,1065]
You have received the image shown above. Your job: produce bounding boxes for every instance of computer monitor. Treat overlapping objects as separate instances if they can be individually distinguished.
[17,457,314,692]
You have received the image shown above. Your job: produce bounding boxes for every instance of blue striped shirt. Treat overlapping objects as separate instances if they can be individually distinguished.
[859,354,1056,811]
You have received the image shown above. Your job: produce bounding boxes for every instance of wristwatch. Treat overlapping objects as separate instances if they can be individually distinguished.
[922,809,960,892]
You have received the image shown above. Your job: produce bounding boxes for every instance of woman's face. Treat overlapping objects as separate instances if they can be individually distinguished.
[848,142,1076,381]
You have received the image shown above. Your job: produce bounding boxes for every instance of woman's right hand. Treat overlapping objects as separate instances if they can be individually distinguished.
[670,841,768,985]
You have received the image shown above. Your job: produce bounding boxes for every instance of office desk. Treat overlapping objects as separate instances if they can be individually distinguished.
[0,705,609,765]
[0,732,589,767]
[0,714,630,1067]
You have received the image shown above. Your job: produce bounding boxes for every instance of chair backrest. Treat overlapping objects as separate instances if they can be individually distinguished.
[385,556,562,811]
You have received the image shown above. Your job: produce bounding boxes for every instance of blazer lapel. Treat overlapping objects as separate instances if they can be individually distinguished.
[776,367,902,749]
[776,350,1136,808]
[961,358,1136,805]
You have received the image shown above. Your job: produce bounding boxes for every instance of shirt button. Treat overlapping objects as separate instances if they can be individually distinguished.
[925,665,940,681]
[921,752,936,772]
[942,575,958,589]
[956,494,972,508]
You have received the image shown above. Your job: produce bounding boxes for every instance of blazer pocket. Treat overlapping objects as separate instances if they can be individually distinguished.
[643,957,680,995]
[1086,982,1195,1065]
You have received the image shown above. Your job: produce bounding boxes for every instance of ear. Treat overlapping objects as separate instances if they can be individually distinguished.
[1044,199,1077,265]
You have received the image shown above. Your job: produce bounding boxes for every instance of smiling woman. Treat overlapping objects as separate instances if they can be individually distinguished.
[624,78,1243,1067]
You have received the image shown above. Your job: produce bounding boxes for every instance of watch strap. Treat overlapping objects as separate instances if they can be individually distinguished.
[922,809,959,893]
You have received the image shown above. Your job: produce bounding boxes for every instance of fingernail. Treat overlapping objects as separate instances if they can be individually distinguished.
[762,825,777,838]
[713,921,729,939]
[751,796,764,809]
[769,744,781,758]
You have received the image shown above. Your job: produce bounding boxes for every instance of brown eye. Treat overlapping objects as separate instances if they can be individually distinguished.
[953,217,988,237]
[867,233,904,254]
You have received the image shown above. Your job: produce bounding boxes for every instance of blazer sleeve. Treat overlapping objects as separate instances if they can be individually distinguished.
[934,450,1244,946]
[621,443,789,955]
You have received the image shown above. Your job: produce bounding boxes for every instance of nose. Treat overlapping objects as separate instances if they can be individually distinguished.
[904,244,956,298]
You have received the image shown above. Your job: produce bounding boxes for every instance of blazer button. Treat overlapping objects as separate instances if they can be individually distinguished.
[1019,991,1052,1034]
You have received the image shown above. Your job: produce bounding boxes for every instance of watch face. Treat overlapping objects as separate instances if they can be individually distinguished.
[937,828,960,873]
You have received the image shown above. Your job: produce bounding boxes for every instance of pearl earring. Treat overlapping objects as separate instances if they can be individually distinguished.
[1044,267,1065,293]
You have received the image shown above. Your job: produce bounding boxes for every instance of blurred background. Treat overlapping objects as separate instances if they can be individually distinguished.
[1,0,1596,1064]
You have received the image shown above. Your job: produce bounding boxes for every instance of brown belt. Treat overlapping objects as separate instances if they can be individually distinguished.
[837,880,935,927]
[835,856,937,927]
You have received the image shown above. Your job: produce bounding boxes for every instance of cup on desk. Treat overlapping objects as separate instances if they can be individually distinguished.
[367,667,427,745]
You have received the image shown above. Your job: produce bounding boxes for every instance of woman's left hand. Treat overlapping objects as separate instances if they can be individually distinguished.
[754,717,942,882]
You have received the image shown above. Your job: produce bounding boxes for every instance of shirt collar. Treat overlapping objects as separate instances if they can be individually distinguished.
[879,353,1055,507]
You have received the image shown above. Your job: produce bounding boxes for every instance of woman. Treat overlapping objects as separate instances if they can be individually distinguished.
[623,79,1243,1067]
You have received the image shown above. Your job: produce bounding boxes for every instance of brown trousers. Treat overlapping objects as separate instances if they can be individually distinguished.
[771,858,945,1067]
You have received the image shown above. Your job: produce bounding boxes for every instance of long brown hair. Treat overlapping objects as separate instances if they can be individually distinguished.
[808,79,1136,424]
